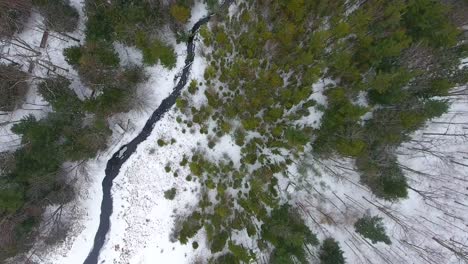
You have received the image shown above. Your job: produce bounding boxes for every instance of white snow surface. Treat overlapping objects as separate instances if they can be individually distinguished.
[186,1,209,31]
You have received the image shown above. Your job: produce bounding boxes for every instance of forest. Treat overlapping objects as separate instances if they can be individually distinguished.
[0,0,192,260]
[174,0,467,262]
[0,0,467,263]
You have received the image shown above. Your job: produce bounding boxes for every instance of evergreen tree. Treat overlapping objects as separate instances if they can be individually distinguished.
[261,204,318,263]
[354,215,391,244]
[319,238,345,264]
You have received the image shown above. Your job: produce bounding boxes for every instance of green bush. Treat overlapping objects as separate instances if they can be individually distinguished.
[261,205,318,263]
[158,139,166,146]
[403,0,459,47]
[210,230,228,253]
[319,238,345,264]
[192,241,199,249]
[84,2,114,41]
[136,32,177,68]
[63,46,82,66]
[38,77,81,113]
[0,181,24,213]
[354,215,391,245]
[188,80,198,94]
[178,212,203,244]
[164,188,177,200]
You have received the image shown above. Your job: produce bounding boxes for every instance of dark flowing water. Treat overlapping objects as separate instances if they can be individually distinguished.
[83,15,212,264]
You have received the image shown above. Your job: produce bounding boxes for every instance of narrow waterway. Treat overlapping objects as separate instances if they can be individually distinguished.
[83,15,212,264]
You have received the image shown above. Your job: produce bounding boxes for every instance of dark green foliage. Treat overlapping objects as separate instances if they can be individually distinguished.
[228,241,255,262]
[285,128,309,149]
[65,42,131,101]
[0,64,29,112]
[209,253,239,264]
[192,241,199,249]
[83,66,146,115]
[314,87,368,157]
[204,0,219,12]
[308,0,463,198]
[178,211,203,244]
[84,1,114,41]
[103,0,161,44]
[136,32,177,68]
[164,188,177,200]
[63,46,82,66]
[210,230,228,253]
[424,79,453,98]
[188,80,198,94]
[0,180,24,213]
[367,69,413,105]
[80,41,120,67]
[83,0,177,68]
[403,0,459,48]
[319,238,345,264]
[33,0,79,32]
[0,0,176,261]
[12,114,66,183]
[261,204,318,263]
[358,154,408,200]
[354,215,391,244]
[38,77,82,114]
[189,161,203,177]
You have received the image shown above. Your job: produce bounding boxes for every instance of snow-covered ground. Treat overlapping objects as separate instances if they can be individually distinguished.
[4,1,467,263]
[28,44,209,264]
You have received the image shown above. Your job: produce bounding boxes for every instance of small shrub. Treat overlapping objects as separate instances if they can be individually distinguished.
[157,139,166,146]
[208,139,216,149]
[164,188,177,200]
[170,4,191,24]
[192,241,199,249]
[210,230,228,253]
[137,34,177,68]
[180,156,188,166]
[63,46,82,66]
[188,80,198,94]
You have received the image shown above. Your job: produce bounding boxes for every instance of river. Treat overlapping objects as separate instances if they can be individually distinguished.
[83,15,212,264]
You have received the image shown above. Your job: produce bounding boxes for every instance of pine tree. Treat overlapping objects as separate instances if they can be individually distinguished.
[319,238,345,264]
[354,215,391,244]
